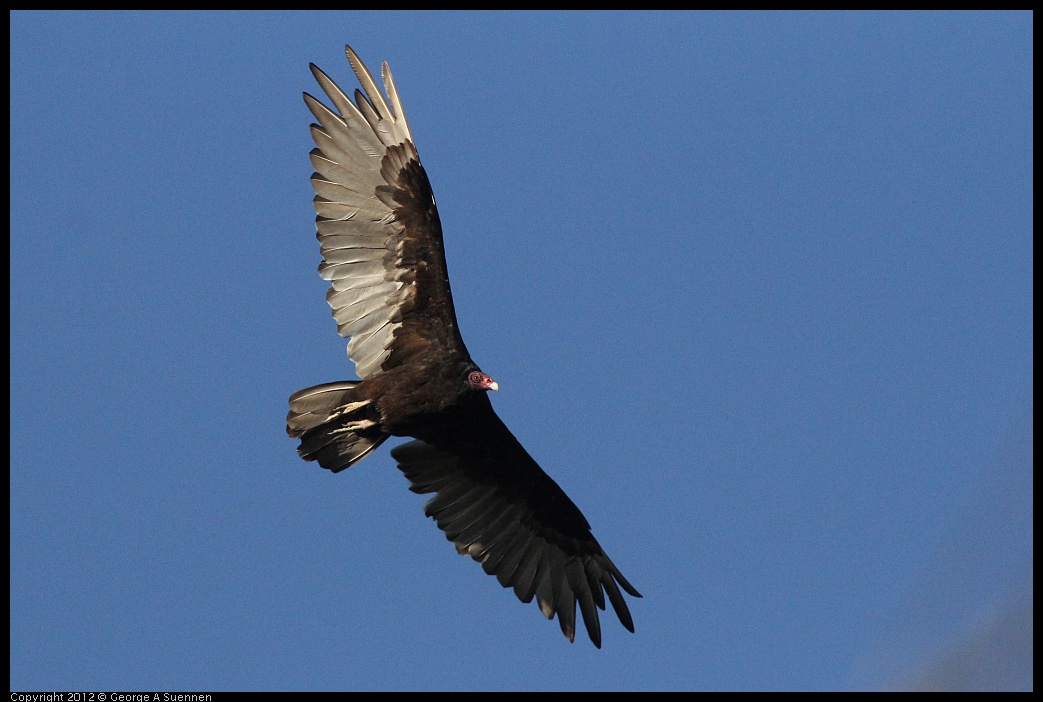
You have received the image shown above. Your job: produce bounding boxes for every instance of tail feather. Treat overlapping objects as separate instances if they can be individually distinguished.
[287,381,387,472]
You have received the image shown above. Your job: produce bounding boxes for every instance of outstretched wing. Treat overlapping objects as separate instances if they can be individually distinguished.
[304,45,469,379]
[390,397,641,648]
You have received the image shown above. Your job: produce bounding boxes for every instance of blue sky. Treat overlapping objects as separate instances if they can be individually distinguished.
[10,11,1032,691]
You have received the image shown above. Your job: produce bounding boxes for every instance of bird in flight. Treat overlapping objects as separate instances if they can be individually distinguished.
[287,45,640,647]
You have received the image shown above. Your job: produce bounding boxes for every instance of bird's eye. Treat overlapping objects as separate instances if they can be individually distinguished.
[468,371,481,385]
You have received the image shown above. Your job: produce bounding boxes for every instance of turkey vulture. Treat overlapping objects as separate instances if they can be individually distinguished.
[287,45,640,647]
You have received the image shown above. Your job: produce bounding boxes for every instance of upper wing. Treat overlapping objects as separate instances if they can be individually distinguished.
[304,45,469,379]
[390,397,641,648]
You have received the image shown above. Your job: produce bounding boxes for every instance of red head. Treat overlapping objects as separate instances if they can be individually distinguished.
[468,370,499,392]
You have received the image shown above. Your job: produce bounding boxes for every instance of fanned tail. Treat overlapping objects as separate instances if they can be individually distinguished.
[287,381,387,472]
